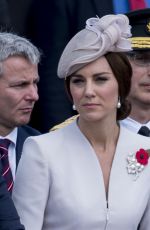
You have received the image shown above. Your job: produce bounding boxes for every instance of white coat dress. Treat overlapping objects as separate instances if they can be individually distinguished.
[13,120,150,230]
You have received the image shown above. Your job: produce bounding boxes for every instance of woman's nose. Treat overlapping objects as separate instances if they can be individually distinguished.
[84,82,95,97]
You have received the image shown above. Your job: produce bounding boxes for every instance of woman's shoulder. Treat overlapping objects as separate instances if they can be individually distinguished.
[21,119,79,163]
[25,118,78,147]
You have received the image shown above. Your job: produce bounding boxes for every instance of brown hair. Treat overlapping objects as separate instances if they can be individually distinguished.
[65,52,132,120]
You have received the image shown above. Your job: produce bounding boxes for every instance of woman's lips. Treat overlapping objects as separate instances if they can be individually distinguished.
[83,103,100,108]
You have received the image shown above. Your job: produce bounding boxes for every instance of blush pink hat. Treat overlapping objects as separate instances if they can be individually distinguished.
[57,14,132,79]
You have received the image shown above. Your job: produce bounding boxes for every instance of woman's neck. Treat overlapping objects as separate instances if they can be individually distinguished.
[78,117,119,152]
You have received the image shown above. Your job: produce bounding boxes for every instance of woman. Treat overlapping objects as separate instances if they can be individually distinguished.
[13,14,150,229]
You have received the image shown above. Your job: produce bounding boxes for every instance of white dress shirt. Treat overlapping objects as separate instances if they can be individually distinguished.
[0,128,18,180]
[120,117,150,134]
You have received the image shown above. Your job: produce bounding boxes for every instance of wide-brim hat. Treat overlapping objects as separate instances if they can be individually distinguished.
[126,8,150,50]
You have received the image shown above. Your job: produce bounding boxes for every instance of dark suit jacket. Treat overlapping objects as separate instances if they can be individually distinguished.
[0,163,24,230]
[0,126,39,229]
[25,0,114,132]
[16,125,41,167]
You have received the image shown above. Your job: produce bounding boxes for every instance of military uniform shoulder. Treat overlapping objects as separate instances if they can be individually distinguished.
[50,114,79,131]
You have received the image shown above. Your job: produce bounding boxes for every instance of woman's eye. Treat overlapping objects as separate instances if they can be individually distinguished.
[95,76,108,82]
[71,78,84,84]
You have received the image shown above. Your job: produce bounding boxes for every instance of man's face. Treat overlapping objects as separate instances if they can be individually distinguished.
[0,56,39,135]
[127,51,150,107]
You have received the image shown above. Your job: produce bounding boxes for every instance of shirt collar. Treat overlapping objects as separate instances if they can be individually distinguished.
[0,127,18,146]
[121,117,150,133]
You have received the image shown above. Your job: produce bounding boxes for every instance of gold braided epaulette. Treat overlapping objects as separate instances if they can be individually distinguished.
[50,114,79,131]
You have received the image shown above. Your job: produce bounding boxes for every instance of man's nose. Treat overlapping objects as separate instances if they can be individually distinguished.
[147,65,150,76]
[26,85,39,101]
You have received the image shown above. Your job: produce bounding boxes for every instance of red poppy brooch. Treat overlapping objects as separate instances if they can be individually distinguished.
[127,149,150,180]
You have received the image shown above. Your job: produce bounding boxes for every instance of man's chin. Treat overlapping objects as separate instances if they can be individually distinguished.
[17,117,31,126]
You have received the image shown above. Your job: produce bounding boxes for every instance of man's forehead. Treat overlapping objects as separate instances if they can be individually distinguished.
[128,50,150,56]
[134,50,150,54]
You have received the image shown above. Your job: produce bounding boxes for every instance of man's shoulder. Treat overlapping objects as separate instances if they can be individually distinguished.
[18,125,41,136]
[15,126,41,164]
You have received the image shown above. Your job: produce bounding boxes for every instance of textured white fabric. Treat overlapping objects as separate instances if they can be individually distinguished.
[57,14,132,78]
[13,121,150,230]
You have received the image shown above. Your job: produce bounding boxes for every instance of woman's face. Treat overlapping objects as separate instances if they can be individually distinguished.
[70,56,119,122]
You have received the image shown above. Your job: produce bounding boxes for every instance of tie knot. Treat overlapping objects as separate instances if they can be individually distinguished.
[138,126,150,137]
[0,139,11,149]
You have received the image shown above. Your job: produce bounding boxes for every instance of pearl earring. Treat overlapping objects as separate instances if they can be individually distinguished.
[117,98,121,109]
[72,104,76,110]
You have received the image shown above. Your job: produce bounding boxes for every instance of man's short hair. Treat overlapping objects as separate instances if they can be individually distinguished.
[0,32,41,64]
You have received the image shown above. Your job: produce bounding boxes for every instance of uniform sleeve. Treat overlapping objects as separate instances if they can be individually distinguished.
[12,137,50,230]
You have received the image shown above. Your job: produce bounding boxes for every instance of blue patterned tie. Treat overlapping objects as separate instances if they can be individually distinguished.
[0,139,13,193]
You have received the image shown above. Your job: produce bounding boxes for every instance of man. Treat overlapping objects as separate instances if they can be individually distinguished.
[121,8,150,136]
[0,32,41,192]
[0,162,24,230]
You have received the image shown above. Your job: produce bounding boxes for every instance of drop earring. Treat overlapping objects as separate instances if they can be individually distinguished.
[72,104,76,110]
[117,97,121,109]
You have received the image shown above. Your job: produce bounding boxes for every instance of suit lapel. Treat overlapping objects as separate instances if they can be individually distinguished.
[16,127,27,168]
